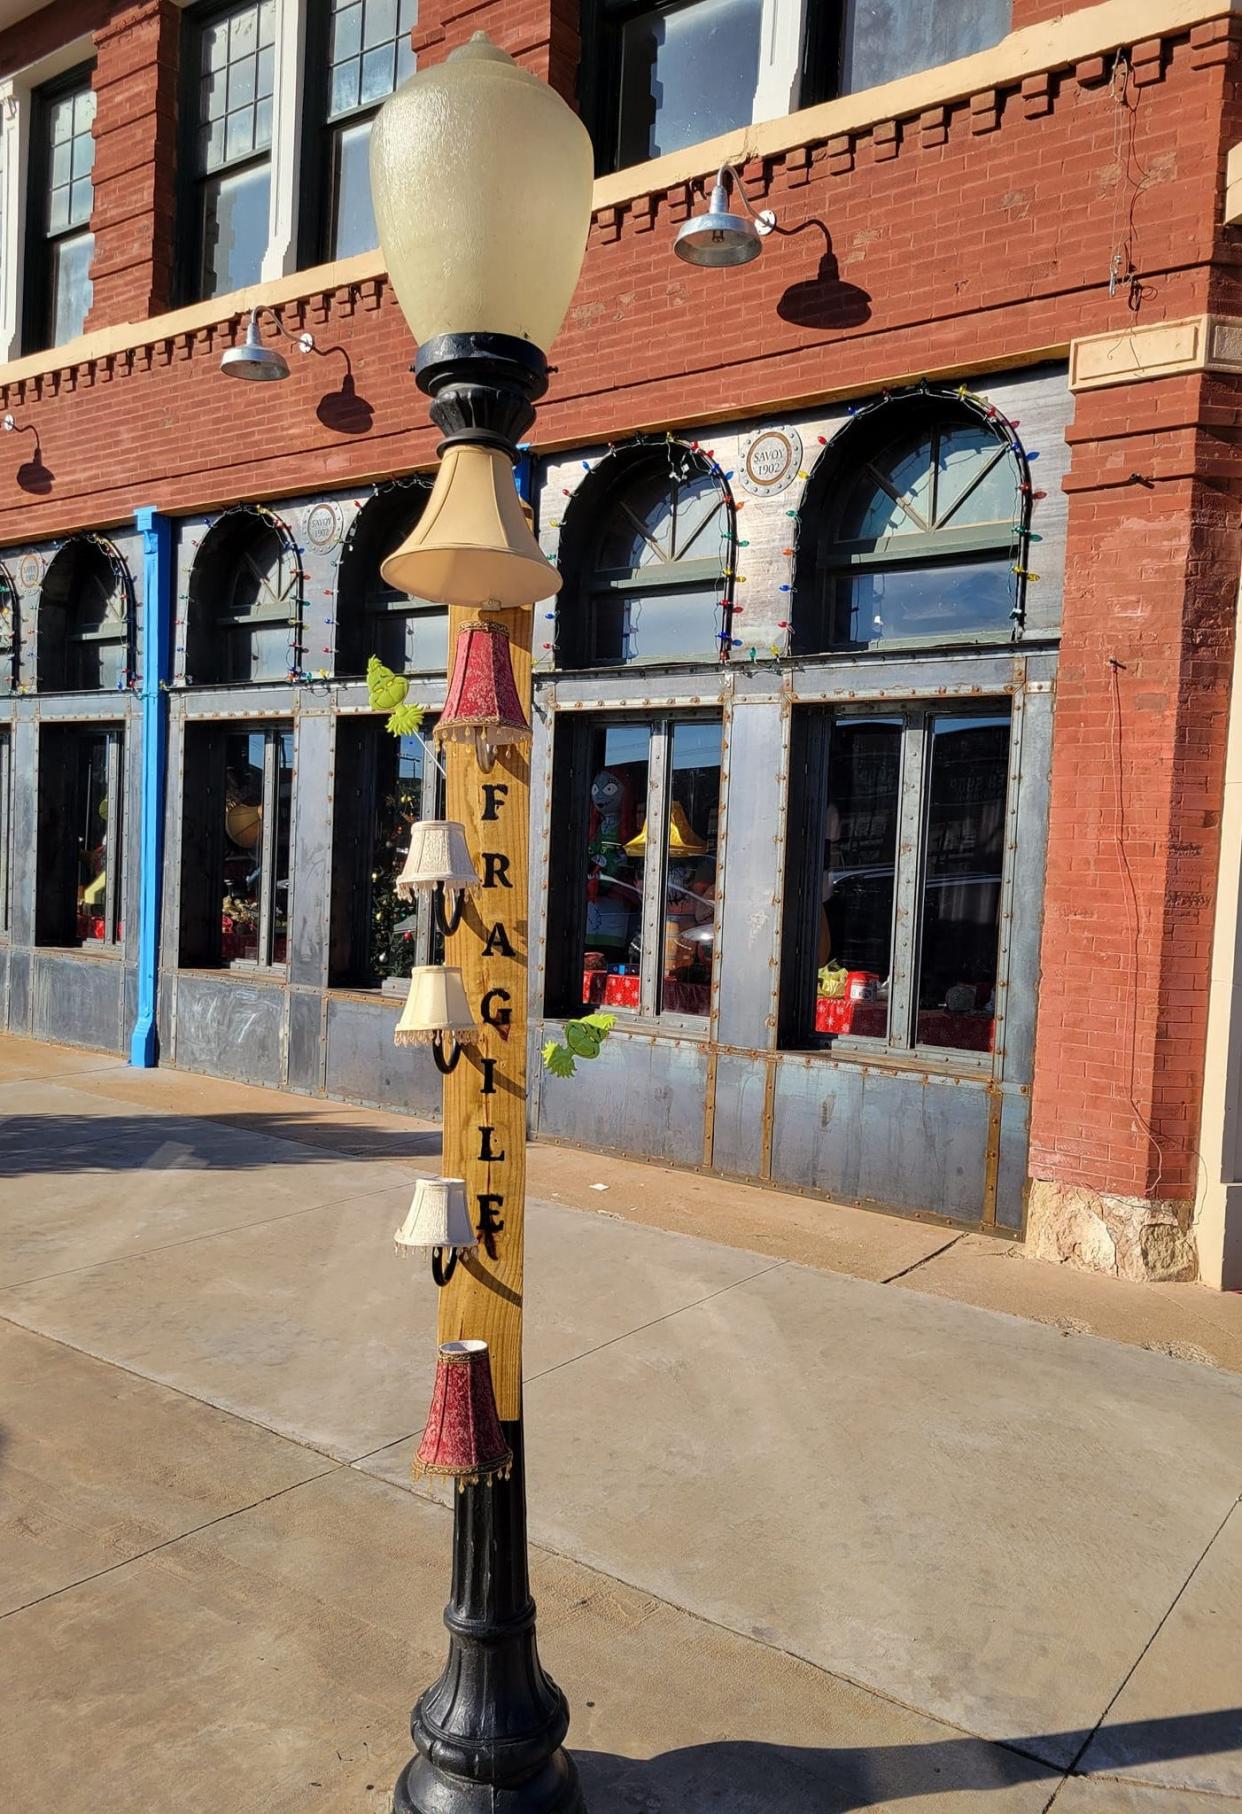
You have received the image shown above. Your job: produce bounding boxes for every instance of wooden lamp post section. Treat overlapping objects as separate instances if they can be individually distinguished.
[369,33,594,1814]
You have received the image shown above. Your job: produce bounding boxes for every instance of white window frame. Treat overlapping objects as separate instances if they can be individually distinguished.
[752,0,812,126]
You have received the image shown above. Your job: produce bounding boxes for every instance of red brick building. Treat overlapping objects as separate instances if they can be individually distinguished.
[0,0,1239,1286]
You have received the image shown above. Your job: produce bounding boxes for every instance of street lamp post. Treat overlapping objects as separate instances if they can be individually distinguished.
[369,34,594,1814]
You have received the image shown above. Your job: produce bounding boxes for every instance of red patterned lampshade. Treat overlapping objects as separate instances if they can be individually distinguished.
[434,619,530,771]
[414,1340,513,1488]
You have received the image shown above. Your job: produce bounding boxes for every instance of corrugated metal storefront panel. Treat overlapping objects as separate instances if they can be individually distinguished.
[709,1050,768,1178]
[712,701,783,1051]
[8,946,30,1034]
[324,992,442,1116]
[770,1057,992,1223]
[173,973,285,1084]
[996,1090,1032,1230]
[286,988,325,1095]
[288,712,331,988]
[32,952,127,1052]
[537,1028,709,1165]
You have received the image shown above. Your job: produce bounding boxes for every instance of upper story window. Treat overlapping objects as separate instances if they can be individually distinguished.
[556,444,734,668]
[37,537,131,693]
[793,396,1026,655]
[335,482,447,677]
[24,67,95,352]
[186,508,302,685]
[584,0,1010,175]
[184,0,276,300]
[307,0,417,262]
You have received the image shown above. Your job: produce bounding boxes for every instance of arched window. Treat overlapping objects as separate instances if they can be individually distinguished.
[335,482,447,677]
[0,566,18,694]
[557,444,734,668]
[795,397,1025,654]
[186,508,301,685]
[37,536,130,691]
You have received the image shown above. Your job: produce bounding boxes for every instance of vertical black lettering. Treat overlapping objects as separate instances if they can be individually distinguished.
[481,987,512,1028]
[482,852,512,888]
[481,783,509,822]
[480,1057,498,1096]
[478,1126,506,1163]
[476,1192,506,1257]
[482,920,516,958]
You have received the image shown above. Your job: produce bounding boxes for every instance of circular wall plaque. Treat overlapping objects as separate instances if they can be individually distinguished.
[304,501,344,550]
[17,552,43,591]
[739,427,802,496]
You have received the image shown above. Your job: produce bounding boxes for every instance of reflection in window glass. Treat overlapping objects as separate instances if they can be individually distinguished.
[617,0,762,165]
[324,0,416,258]
[815,718,900,1039]
[831,558,1015,648]
[29,74,95,349]
[192,522,298,685]
[192,0,275,299]
[915,713,1010,1053]
[370,732,444,982]
[0,733,10,932]
[841,0,1010,95]
[220,727,293,965]
[581,723,650,1011]
[659,721,719,1017]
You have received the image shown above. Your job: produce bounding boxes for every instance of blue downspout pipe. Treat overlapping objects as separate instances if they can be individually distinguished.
[130,506,172,1067]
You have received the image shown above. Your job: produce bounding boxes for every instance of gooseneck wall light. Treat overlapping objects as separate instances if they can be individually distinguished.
[673,163,776,267]
[370,31,593,1814]
[219,305,315,382]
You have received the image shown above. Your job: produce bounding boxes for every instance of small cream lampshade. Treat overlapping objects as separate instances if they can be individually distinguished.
[394,964,478,1064]
[395,1177,477,1288]
[396,822,480,902]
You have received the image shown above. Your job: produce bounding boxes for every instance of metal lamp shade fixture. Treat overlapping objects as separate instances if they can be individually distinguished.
[394,964,478,1073]
[434,618,530,773]
[397,820,481,936]
[673,166,773,268]
[395,1176,477,1286]
[414,1340,513,1488]
[379,442,558,609]
[220,310,289,381]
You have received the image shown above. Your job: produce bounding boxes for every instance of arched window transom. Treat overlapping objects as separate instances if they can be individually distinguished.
[335,483,447,678]
[37,537,131,692]
[557,445,735,669]
[187,509,301,685]
[796,400,1025,654]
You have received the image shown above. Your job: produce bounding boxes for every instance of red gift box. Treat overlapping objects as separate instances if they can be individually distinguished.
[581,969,607,1006]
[602,973,640,1009]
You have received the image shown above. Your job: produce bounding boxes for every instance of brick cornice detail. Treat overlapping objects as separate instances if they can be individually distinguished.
[1069,314,1242,389]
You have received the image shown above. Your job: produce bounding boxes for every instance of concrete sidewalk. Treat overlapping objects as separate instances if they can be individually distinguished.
[1,1035,1241,1812]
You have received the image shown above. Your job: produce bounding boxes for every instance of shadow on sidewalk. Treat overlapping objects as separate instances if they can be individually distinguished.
[576,1707,1242,1809]
[0,1112,442,1173]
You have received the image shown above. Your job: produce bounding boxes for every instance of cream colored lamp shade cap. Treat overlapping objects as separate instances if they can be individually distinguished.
[369,33,594,350]
[396,821,481,902]
[394,1176,477,1253]
[379,444,560,610]
[394,965,478,1048]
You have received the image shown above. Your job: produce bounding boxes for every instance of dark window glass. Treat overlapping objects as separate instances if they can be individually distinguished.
[548,713,722,1021]
[36,724,124,948]
[816,717,900,1040]
[616,0,762,165]
[335,485,446,677]
[798,408,1021,654]
[563,456,731,668]
[186,517,300,685]
[188,0,275,299]
[791,703,1012,1057]
[317,0,417,261]
[37,539,130,693]
[915,713,1009,1053]
[25,71,95,351]
[841,0,1010,95]
[180,722,292,968]
[329,720,445,987]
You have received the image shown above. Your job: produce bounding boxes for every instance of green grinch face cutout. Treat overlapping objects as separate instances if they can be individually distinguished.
[542,1012,615,1078]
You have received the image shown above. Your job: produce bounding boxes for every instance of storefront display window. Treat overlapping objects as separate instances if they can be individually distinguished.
[545,713,722,1022]
[556,443,733,669]
[329,719,446,987]
[795,398,1023,655]
[0,731,10,933]
[35,723,124,948]
[782,703,1012,1057]
[179,721,293,969]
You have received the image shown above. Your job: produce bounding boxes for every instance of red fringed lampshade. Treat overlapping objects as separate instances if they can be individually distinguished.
[414,1339,513,1488]
[434,619,530,770]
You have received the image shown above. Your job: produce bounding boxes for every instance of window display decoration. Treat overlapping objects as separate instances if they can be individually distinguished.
[541,1011,616,1078]
[366,653,427,736]
[791,381,1037,656]
[540,432,741,669]
[178,501,309,683]
[435,618,530,772]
